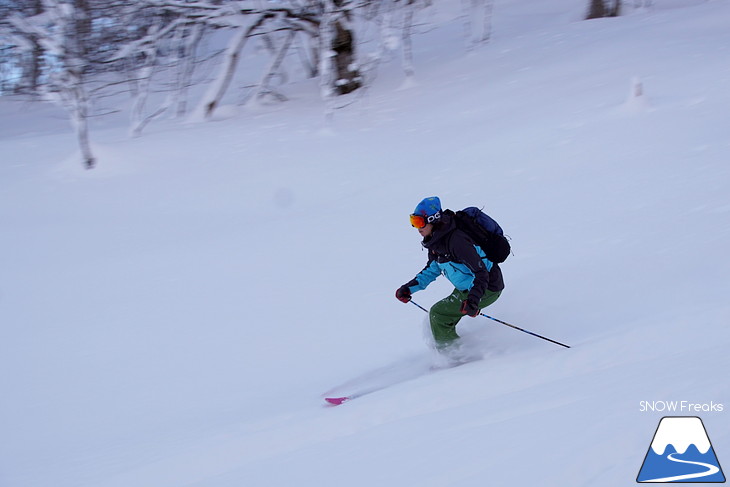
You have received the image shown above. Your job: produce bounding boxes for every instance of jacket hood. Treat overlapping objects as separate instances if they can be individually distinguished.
[422,209,456,249]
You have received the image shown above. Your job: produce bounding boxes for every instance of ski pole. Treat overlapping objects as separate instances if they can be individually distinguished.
[410,300,570,349]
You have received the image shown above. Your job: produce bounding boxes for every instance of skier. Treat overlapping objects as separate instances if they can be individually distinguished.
[395,196,504,357]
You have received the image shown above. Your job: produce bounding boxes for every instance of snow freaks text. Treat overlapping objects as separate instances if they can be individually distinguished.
[639,401,724,413]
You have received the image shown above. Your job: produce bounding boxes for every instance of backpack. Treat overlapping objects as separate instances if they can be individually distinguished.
[453,207,511,264]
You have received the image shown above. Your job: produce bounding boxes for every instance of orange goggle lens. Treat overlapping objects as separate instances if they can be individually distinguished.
[410,214,427,228]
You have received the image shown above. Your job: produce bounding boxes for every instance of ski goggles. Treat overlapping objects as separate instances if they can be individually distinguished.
[410,211,441,228]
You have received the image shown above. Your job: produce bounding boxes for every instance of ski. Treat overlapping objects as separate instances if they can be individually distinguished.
[322,355,481,406]
[324,396,351,406]
[323,386,385,406]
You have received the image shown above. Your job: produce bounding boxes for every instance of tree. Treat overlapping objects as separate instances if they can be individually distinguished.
[586,0,621,19]
[461,0,493,48]
[0,0,45,94]
[108,8,190,136]
[6,0,186,162]
[328,0,362,95]
[2,0,483,165]
[9,0,100,168]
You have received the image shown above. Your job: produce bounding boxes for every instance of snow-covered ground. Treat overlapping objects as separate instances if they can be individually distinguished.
[1,1,729,486]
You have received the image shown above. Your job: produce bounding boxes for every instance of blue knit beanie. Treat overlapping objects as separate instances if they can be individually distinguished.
[413,196,442,219]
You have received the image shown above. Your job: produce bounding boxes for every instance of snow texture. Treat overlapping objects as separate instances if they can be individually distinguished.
[1,1,729,486]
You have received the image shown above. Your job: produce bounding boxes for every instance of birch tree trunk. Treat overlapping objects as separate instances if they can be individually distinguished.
[330,14,361,95]
[250,30,295,103]
[130,26,159,137]
[401,3,415,79]
[70,80,95,169]
[586,0,621,19]
[72,0,94,167]
[199,14,269,119]
[482,0,494,43]
[462,0,493,48]
[319,2,337,122]
[175,23,204,118]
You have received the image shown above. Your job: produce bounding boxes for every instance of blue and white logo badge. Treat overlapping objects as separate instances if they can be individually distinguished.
[637,416,725,483]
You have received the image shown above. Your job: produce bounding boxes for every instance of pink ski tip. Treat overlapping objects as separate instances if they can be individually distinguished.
[324,396,349,406]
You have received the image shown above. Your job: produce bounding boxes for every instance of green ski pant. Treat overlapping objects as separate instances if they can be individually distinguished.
[429,288,502,347]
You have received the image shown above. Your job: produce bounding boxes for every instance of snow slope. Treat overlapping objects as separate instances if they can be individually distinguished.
[1,1,729,486]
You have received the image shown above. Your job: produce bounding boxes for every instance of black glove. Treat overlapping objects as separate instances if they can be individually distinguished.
[460,299,480,317]
[395,285,412,303]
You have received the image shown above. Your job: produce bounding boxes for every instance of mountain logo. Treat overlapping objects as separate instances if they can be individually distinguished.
[637,416,725,483]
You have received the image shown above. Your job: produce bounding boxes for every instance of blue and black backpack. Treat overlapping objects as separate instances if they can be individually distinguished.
[453,207,511,264]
